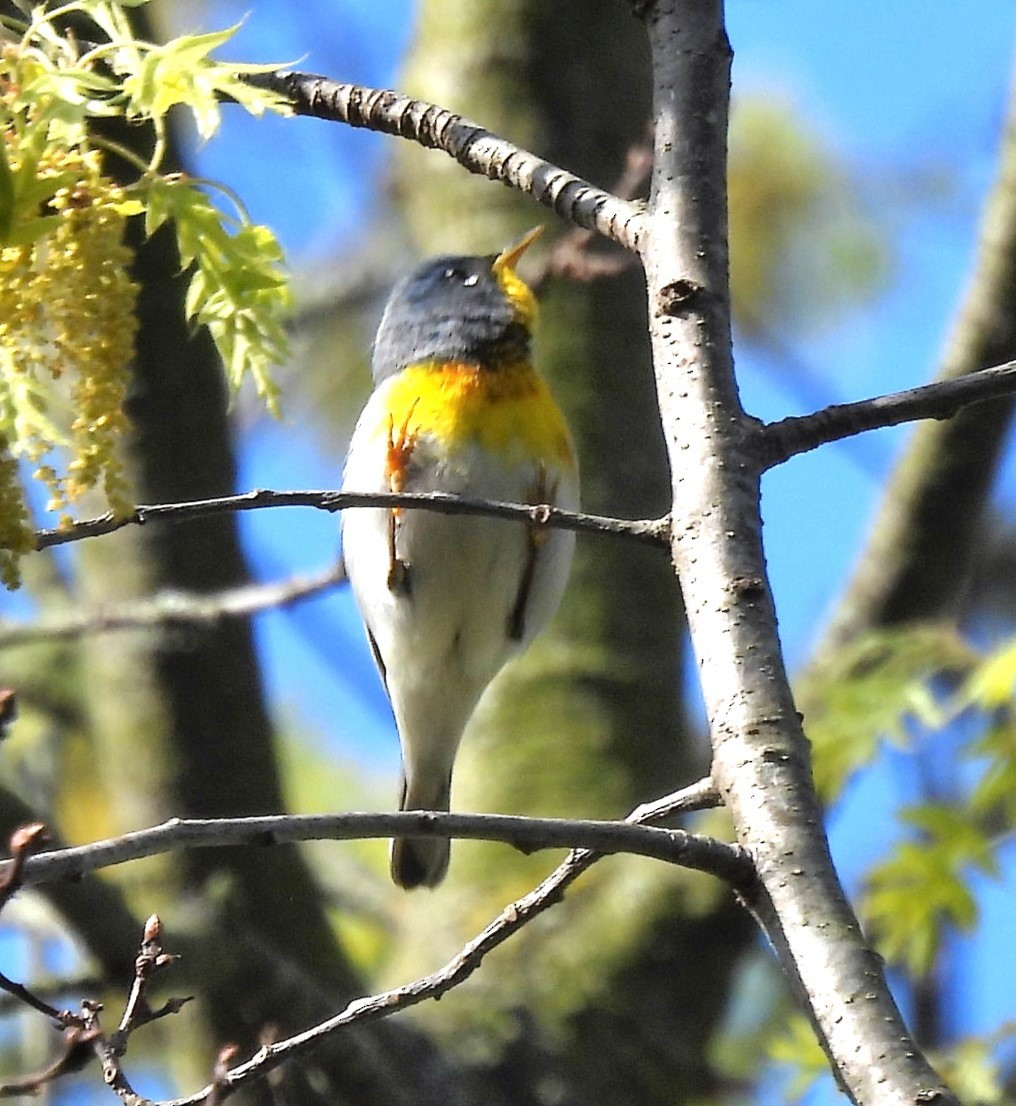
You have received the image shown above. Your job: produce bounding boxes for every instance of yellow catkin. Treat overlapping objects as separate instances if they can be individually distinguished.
[0,140,139,569]
[48,186,139,517]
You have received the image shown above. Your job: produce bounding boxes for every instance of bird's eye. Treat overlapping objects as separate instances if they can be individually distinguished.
[442,267,479,287]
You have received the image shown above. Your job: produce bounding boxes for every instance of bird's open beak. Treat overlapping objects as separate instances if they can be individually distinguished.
[492,226,544,274]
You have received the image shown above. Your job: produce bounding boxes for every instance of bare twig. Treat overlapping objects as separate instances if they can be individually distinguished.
[762,357,1016,468]
[0,690,15,737]
[244,72,646,252]
[0,969,77,1027]
[0,920,191,1105]
[206,1045,241,1106]
[83,1000,150,1106]
[0,784,726,1105]
[814,76,1016,653]
[0,975,102,1019]
[13,805,747,889]
[0,1024,101,1098]
[0,823,49,914]
[112,916,192,1052]
[24,352,1016,565]
[0,564,345,650]
[30,489,670,552]
[1,921,191,1106]
[21,355,1016,567]
[160,779,725,1106]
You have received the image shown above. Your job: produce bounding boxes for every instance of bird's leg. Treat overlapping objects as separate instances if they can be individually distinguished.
[508,464,558,641]
[384,401,419,595]
[527,463,555,550]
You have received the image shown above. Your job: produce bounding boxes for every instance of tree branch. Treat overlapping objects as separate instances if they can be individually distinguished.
[21,341,1016,574]
[0,782,721,1105]
[814,70,1016,651]
[0,565,345,649]
[637,1,957,1103]
[151,780,722,1106]
[29,490,670,551]
[246,71,646,252]
[762,357,1016,468]
[13,805,747,890]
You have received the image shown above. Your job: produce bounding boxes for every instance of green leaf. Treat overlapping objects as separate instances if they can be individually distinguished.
[796,627,974,800]
[862,801,998,975]
[954,635,1016,711]
[930,1033,1009,1105]
[2,213,63,247]
[766,1014,830,1102]
[121,22,289,142]
[969,720,1016,821]
[139,177,289,408]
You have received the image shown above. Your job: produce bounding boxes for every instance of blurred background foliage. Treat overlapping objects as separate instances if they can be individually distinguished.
[1,0,1015,1104]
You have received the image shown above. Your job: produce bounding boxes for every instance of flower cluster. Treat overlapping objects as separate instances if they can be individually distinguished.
[0,3,293,588]
[0,139,139,585]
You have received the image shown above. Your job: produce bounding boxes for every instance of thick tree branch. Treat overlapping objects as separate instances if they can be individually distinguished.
[30,490,670,551]
[762,358,1016,468]
[246,71,646,251]
[13,805,747,890]
[637,1,957,1103]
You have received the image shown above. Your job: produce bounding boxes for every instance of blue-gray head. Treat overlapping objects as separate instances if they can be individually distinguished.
[371,228,542,384]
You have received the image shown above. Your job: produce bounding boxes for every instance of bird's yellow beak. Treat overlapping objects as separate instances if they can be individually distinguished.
[492,225,544,275]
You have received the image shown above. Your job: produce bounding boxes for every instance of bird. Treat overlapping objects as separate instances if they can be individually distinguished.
[341,227,579,889]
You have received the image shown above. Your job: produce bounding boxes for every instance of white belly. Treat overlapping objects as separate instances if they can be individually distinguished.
[341,383,578,788]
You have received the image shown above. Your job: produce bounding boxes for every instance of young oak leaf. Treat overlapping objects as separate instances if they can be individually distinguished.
[121,22,291,141]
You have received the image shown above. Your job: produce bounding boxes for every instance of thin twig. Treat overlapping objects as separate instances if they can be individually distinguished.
[206,1045,241,1106]
[0,564,345,649]
[0,823,48,914]
[0,975,102,1019]
[0,1024,101,1098]
[14,805,747,889]
[83,1000,150,1106]
[761,358,1016,468]
[112,916,191,1051]
[244,71,646,252]
[0,920,190,1104]
[30,490,671,552]
[159,779,726,1106]
[25,358,1013,560]
[0,970,76,1027]
[23,356,1016,562]
[530,136,652,291]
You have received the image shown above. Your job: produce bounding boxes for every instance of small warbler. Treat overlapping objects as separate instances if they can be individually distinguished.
[341,228,579,889]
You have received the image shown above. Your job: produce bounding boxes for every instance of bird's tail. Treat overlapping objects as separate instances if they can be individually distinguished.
[390,770,453,889]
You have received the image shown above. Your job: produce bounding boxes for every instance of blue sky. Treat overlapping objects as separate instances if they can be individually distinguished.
[190,0,1016,1056]
[192,0,1016,674]
[190,9,1016,1094]
[4,0,1015,1099]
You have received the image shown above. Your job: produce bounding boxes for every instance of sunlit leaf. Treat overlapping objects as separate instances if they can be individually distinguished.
[766,1014,830,1102]
[862,802,998,975]
[797,626,974,800]
[955,635,1016,711]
